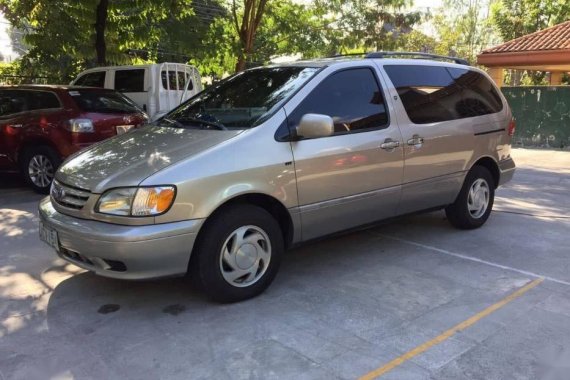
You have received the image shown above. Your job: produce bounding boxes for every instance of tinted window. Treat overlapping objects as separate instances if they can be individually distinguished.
[164,66,319,129]
[0,90,60,117]
[29,91,60,110]
[69,90,141,114]
[0,90,29,116]
[114,69,145,92]
[75,71,105,87]
[450,68,503,116]
[288,68,388,136]
[384,65,503,124]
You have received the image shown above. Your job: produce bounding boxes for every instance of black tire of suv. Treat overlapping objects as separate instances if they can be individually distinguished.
[20,146,61,194]
[445,166,495,230]
[190,204,284,303]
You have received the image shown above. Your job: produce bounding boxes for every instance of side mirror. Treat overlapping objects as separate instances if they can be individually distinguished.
[296,113,334,139]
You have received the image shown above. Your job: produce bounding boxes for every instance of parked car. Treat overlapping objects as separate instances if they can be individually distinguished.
[39,53,516,302]
[71,63,203,120]
[0,85,148,193]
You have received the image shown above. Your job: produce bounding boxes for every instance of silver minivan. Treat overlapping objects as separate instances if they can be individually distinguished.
[39,53,516,302]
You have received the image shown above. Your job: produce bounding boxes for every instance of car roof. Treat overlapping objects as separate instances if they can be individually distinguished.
[266,56,472,70]
[0,84,120,92]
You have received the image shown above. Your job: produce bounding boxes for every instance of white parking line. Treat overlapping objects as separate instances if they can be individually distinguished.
[376,233,570,287]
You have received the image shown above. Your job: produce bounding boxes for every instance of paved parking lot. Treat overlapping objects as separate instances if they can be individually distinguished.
[1,148,569,380]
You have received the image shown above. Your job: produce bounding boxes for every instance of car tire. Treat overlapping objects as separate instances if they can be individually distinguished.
[190,204,284,303]
[445,166,495,230]
[20,146,61,194]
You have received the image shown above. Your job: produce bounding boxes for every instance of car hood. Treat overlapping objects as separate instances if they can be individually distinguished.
[56,126,242,193]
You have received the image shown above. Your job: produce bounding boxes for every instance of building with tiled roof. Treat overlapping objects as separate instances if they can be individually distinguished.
[477,20,570,86]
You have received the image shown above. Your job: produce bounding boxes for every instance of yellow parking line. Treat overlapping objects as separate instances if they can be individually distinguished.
[358,278,544,380]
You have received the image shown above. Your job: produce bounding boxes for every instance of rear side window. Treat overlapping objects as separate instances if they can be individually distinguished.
[114,69,145,92]
[450,68,503,117]
[0,90,29,116]
[0,90,60,117]
[69,90,141,114]
[384,65,503,124]
[75,71,106,87]
[29,91,60,110]
[288,68,389,135]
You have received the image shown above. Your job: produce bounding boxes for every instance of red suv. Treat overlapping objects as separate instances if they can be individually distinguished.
[0,85,147,193]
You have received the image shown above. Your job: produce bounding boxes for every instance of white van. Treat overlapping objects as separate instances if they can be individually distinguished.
[71,63,202,120]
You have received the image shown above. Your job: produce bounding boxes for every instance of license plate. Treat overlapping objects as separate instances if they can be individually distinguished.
[116,125,135,134]
[39,222,59,252]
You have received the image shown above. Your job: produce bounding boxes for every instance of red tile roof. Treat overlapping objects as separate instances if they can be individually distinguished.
[481,20,570,54]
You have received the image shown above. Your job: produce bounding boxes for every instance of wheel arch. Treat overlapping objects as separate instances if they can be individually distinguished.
[471,156,500,188]
[196,192,295,249]
[17,138,61,166]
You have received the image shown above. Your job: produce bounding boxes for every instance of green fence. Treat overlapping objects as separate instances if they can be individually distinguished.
[501,86,570,148]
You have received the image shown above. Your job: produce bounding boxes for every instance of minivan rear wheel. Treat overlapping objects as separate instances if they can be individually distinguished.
[190,204,283,303]
[20,146,61,194]
[445,166,495,229]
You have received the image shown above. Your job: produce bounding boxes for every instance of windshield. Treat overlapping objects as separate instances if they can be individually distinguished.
[162,66,319,130]
[69,90,142,114]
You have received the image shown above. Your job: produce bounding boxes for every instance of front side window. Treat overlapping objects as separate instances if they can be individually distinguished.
[75,71,106,87]
[69,90,142,114]
[384,65,503,124]
[162,66,319,130]
[288,68,389,135]
[114,69,145,93]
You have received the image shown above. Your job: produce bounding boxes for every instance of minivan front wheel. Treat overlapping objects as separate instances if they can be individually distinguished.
[191,204,283,303]
[21,146,61,194]
[445,166,495,229]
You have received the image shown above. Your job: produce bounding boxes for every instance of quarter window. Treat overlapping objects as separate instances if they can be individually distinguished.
[75,71,106,87]
[384,65,503,124]
[288,68,389,136]
[114,69,145,92]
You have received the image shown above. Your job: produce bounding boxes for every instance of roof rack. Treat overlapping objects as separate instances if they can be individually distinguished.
[364,51,469,65]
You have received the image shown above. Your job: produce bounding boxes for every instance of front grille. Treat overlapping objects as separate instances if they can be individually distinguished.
[51,180,91,210]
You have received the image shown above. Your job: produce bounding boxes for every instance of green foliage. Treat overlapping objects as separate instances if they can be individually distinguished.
[490,0,570,85]
[491,0,570,41]
[0,0,198,82]
[313,0,423,53]
[431,0,500,64]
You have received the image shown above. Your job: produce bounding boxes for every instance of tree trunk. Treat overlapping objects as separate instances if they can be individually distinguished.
[95,0,109,66]
[232,0,268,72]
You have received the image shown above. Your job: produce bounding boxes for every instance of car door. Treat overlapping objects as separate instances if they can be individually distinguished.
[284,66,404,240]
[380,64,476,214]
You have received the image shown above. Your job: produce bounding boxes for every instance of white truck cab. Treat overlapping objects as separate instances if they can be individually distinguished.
[71,63,202,120]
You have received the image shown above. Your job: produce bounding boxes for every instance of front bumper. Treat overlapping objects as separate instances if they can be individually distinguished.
[38,197,204,280]
[498,157,516,186]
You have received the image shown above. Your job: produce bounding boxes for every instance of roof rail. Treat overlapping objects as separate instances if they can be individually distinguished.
[365,51,469,65]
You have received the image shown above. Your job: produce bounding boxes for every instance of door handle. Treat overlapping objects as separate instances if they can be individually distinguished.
[380,139,400,150]
[407,134,424,147]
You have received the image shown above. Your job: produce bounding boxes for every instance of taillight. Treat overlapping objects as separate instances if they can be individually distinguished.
[508,119,516,136]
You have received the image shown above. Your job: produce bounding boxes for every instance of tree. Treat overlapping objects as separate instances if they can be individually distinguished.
[491,0,570,41]
[490,0,570,84]
[231,0,269,72]
[312,0,423,53]
[431,0,499,64]
[0,0,197,81]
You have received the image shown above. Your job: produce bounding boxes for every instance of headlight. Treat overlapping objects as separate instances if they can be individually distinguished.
[96,186,176,216]
[67,119,95,133]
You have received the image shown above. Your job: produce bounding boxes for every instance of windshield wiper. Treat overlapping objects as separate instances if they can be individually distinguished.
[178,117,227,130]
[161,117,193,129]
